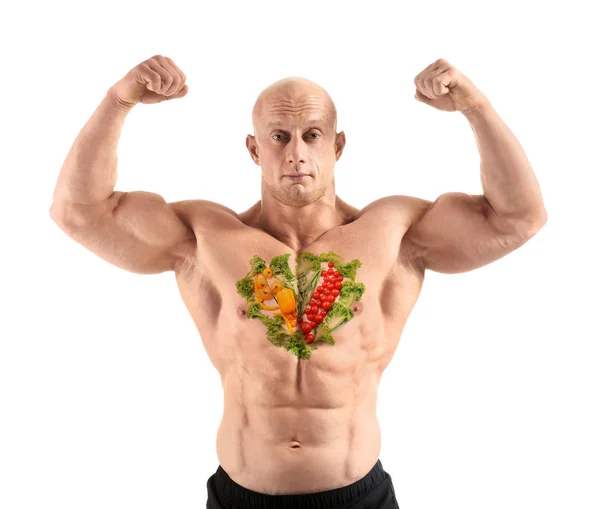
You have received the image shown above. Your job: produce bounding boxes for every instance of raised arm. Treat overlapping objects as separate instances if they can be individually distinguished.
[50,55,195,274]
[51,189,196,274]
[400,59,548,274]
[400,192,544,274]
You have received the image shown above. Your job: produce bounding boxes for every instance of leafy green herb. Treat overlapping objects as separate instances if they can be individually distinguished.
[269,253,296,282]
[249,255,268,275]
[338,259,362,281]
[322,301,355,331]
[235,277,255,302]
[338,281,366,308]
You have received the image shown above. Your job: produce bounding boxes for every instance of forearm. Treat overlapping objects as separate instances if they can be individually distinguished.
[51,88,135,214]
[463,101,547,224]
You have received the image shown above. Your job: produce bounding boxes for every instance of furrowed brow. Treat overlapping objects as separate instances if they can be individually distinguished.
[266,119,327,131]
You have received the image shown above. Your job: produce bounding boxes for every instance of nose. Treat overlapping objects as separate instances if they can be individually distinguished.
[286,136,307,166]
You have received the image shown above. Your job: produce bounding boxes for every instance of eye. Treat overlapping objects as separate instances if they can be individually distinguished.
[272,132,320,141]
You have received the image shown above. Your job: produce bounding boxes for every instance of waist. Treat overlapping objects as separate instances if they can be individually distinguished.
[210,458,392,507]
[216,406,382,493]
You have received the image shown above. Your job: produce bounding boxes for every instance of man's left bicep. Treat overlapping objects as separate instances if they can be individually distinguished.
[404,192,540,274]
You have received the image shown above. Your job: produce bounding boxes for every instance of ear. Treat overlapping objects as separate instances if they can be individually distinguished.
[335,131,346,161]
[246,134,260,165]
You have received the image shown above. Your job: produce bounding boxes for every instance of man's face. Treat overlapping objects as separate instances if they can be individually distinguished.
[247,88,345,207]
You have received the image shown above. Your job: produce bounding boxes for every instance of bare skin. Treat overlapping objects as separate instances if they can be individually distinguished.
[50,56,547,495]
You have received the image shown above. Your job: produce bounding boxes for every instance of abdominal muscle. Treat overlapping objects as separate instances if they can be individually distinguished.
[215,363,383,495]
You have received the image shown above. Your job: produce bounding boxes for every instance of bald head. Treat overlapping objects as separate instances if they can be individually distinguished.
[251,77,337,135]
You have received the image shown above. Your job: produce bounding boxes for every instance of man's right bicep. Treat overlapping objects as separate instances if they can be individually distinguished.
[53,191,197,274]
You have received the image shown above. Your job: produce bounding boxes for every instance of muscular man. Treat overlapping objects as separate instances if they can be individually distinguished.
[50,55,547,508]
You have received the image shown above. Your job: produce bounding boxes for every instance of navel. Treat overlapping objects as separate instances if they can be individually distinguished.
[352,301,364,315]
[289,441,302,449]
[236,305,248,319]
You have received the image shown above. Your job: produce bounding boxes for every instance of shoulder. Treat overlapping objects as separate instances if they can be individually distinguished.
[359,195,434,273]
[169,199,241,232]
[358,194,433,227]
[168,199,242,275]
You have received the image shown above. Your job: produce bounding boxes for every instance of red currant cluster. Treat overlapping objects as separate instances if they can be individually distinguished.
[297,262,344,344]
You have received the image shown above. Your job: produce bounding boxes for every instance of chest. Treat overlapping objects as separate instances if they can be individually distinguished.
[175,209,423,370]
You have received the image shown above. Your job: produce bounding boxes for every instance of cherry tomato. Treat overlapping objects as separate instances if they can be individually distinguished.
[327,295,335,302]
[310,321,317,328]
[333,271,340,277]
[320,295,327,301]
[334,282,342,289]
[310,305,318,314]
[324,289,331,296]
[309,299,317,307]
[317,286,323,292]
[301,323,312,334]
[297,317,303,324]
[321,270,327,276]
[322,302,332,311]
[307,313,315,321]
[315,315,324,324]
[328,262,334,268]
[331,289,340,296]
[306,333,315,343]
[327,268,334,275]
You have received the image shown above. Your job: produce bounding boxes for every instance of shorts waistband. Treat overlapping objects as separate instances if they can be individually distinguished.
[213,459,387,509]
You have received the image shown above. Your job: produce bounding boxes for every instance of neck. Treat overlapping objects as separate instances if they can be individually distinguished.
[253,176,350,251]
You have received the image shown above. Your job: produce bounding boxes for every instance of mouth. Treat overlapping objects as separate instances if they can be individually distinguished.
[285,174,310,180]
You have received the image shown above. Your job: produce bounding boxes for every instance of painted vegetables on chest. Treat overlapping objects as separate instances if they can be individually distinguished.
[235,251,366,360]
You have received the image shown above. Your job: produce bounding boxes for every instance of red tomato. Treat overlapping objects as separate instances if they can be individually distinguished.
[327,295,335,302]
[320,295,327,302]
[310,321,317,328]
[307,314,315,321]
[331,289,340,297]
[317,286,323,292]
[315,315,324,324]
[337,276,343,281]
[309,299,317,307]
[321,270,327,276]
[322,301,332,311]
[324,289,331,295]
[301,323,312,334]
[310,305,318,314]
[327,262,334,268]
[327,268,334,275]
[334,282,342,289]
[306,333,315,343]
[297,317,303,324]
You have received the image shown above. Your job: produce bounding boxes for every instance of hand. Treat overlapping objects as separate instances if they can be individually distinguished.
[413,58,489,115]
[108,55,188,109]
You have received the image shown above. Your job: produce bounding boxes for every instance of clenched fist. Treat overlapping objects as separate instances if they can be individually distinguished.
[108,55,188,109]
[413,58,489,115]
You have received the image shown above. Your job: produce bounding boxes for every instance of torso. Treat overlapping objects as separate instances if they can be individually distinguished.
[173,196,425,494]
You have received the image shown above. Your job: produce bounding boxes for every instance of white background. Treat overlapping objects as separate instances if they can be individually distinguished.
[1,1,598,508]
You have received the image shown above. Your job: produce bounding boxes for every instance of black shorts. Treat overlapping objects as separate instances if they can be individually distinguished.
[206,458,399,509]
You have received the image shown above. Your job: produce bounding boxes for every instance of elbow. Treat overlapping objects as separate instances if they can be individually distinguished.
[532,207,548,228]
[49,201,94,230]
[521,209,548,237]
